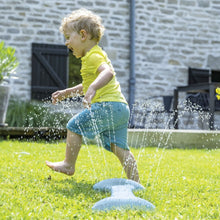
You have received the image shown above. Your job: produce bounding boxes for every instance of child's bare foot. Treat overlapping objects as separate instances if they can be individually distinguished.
[45,161,75,176]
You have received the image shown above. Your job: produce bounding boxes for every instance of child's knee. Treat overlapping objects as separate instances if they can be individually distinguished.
[111,143,129,158]
[111,143,122,154]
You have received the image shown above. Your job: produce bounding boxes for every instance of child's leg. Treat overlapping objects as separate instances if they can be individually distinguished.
[46,130,82,176]
[111,144,140,183]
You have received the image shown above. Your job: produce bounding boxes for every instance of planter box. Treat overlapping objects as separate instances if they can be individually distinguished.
[0,85,10,126]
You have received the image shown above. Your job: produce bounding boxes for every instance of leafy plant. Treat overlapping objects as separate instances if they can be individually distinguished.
[68,52,82,87]
[6,99,69,128]
[0,41,19,83]
[216,87,220,100]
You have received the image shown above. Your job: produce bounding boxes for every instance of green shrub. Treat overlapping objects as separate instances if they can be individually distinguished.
[6,99,69,128]
[0,41,19,83]
[68,52,82,87]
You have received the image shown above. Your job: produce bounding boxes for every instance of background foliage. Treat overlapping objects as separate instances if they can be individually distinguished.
[6,99,70,128]
[68,52,82,87]
[0,41,19,83]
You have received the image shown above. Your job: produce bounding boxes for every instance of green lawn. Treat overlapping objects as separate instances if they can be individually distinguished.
[0,140,219,219]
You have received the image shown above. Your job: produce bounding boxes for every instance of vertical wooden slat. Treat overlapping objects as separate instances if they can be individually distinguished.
[31,43,68,100]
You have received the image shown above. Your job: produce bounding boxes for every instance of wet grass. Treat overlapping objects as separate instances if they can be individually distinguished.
[0,140,219,219]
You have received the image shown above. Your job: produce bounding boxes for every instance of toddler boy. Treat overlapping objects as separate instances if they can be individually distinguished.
[46,8,140,183]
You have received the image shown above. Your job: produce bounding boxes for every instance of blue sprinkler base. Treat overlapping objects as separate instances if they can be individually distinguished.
[92,178,155,211]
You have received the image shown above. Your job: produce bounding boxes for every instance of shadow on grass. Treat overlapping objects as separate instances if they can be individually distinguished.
[45,177,109,200]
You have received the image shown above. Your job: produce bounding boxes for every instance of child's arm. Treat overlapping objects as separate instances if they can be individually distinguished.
[52,83,84,104]
[84,63,114,106]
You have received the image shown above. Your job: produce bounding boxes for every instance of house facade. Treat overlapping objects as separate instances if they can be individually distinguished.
[1,0,220,128]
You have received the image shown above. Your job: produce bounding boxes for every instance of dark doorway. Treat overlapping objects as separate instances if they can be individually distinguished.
[31,43,82,101]
[31,43,68,100]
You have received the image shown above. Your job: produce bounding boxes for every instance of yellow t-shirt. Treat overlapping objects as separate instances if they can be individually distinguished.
[80,45,127,104]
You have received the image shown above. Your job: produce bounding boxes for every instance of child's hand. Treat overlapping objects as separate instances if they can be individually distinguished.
[51,90,66,104]
[83,86,96,108]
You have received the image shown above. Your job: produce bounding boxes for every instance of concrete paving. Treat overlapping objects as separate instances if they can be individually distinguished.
[0,127,219,149]
[128,129,220,149]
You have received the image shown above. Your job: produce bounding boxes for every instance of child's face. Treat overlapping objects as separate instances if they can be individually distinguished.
[65,30,84,58]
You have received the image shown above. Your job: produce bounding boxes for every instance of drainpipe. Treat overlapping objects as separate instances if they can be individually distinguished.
[129,0,136,127]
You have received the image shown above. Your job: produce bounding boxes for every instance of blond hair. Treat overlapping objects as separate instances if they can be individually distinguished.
[60,8,105,43]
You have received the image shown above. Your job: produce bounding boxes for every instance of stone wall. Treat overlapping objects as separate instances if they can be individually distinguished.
[1,0,220,128]
[0,0,130,100]
[135,0,220,100]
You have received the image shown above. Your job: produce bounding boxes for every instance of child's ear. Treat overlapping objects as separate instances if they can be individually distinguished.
[80,29,87,41]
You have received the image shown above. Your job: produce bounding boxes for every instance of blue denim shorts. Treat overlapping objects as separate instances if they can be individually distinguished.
[66,102,130,152]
